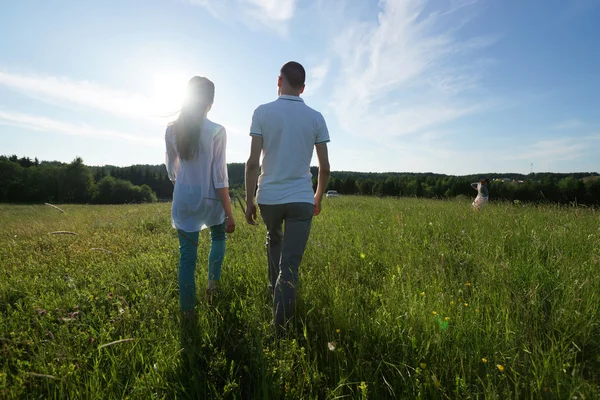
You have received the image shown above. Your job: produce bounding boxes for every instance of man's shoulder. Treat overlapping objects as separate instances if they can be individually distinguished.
[303,103,324,118]
[254,99,279,111]
[258,98,324,117]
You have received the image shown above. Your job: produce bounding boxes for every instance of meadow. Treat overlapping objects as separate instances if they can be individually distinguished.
[1,197,599,399]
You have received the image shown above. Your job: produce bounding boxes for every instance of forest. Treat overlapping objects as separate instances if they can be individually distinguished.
[1,155,599,205]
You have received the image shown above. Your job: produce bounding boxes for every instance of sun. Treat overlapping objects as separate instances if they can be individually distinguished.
[150,72,188,117]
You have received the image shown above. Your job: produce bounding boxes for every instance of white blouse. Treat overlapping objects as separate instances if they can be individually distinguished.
[165,118,229,232]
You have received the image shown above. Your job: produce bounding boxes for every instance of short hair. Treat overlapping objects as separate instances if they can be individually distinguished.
[280,61,306,89]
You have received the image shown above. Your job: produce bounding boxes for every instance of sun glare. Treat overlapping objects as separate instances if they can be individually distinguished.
[151,72,188,118]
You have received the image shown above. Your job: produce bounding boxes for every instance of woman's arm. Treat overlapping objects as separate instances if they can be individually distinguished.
[165,125,179,183]
[213,127,235,233]
[216,188,233,219]
[471,183,478,190]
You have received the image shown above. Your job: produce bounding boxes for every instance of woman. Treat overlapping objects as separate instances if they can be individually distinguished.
[471,178,489,210]
[165,76,235,315]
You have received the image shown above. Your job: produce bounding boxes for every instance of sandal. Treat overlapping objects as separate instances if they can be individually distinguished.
[205,287,218,304]
[205,280,219,304]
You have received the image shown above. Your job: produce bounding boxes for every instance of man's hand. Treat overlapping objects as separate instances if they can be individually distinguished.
[245,135,262,223]
[225,215,236,233]
[313,143,330,216]
[313,196,322,216]
[245,202,258,225]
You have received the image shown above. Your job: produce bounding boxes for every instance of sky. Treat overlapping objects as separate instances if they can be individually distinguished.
[1,0,599,175]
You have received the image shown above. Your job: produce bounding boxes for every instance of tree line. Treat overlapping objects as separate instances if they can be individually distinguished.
[0,156,156,204]
[318,170,600,205]
[2,155,599,205]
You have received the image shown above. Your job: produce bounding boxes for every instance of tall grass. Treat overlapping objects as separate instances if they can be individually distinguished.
[0,198,599,398]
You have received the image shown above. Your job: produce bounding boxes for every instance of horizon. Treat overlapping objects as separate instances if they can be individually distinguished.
[1,1,599,175]
[4,153,598,178]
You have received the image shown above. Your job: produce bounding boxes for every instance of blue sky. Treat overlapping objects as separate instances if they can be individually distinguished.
[1,0,599,175]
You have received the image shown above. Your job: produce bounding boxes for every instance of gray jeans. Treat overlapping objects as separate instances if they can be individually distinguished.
[259,202,314,328]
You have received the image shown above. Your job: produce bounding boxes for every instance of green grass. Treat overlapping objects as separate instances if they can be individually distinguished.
[1,197,599,399]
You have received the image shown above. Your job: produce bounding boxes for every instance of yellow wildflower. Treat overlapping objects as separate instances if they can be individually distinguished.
[432,311,437,315]
[464,303,469,307]
[420,291,425,296]
[465,282,471,287]
[497,364,505,372]
[419,362,427,369]
[450,301,455,306]
[336,329,340,333]
[360,253,366,259]
[444,317,450,321]
[481,358,487,363]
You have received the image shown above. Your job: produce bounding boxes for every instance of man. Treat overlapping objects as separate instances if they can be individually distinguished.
[245,61,331,333]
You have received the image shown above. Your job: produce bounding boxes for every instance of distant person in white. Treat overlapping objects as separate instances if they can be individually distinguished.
[471,178,489,210]
[165,76,235,316]
[244,61,331,334]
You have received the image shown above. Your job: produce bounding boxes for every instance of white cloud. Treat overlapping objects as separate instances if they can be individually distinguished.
[0,69,254,153]
[306,59,330,94]
[0,110,161,147]
[503,134,600,164]
[245,0,295,21]
[187,0,296,34]
[553,118,586,131]
[0,70,176,124]
[326,0,494,141]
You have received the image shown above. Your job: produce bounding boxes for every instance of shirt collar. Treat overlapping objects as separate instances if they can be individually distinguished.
[278,94,304,102]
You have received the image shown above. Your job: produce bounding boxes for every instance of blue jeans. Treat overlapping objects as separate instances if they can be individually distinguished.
[177,221,226,313]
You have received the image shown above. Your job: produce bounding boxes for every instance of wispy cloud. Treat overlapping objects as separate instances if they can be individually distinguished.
[0,69,252,151]
[0,70,171,124]
[325,0,494,140]
[0,110,161,147]
[187,0,296,35]
[553,118,586,131]
[245,0,295,22]
[306,59,330,94]
[506,134,600,162]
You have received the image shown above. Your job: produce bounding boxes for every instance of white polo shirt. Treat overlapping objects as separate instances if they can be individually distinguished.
[250,95,330,205]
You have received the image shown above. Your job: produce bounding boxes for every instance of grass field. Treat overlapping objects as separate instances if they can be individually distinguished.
[1,197,599,399]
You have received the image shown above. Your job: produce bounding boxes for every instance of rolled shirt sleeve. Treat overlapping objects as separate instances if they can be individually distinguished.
[249,107,263,137]
[165,125,179,182]
[315,112,330,144]
[212,127,229,189]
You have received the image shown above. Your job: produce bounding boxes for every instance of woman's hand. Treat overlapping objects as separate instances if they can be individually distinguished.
[225,215,236,233]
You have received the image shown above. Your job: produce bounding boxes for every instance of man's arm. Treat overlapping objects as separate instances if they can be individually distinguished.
[313,143,330,216]
[244,135,262,224]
